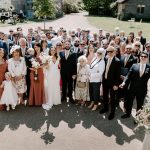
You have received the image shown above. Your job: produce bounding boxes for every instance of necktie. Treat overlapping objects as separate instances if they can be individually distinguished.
[140,64,145,77]
[65,51,69,59]
[105,58,111,79]
[124,55,129,67]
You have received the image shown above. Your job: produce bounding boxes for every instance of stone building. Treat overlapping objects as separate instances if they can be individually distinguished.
[117,0,150,20]
[0,0,63,18]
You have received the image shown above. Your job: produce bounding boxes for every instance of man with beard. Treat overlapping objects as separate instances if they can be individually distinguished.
[60,40,77,103]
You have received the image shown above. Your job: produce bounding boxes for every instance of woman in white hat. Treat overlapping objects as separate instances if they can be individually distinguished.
[8,45,27,105]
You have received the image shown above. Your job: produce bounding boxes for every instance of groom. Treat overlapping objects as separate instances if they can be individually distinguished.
[60,40,77,103]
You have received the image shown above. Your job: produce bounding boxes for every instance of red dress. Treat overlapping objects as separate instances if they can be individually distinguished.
[0,61,7,110]
[28,57,45,106]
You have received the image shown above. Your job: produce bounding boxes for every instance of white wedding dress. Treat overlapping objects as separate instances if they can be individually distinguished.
[42,59,61,110]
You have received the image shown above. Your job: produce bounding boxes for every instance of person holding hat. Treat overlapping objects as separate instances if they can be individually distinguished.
[8,45,27,105]
[88,48,105,111]
[120,51,150,119]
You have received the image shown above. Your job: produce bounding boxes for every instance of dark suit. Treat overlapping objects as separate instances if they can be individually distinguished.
[19,47,28,57]
[0,40,8,55]
[116,55,137,105]
[140,36,146,50]
[60,50,77,101]
[24,55,33,98]
[8,35,14,41]
[102,57,121,114]
[124,63,150,115]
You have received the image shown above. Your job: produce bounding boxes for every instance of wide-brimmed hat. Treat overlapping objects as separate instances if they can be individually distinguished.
[10,45,20,54]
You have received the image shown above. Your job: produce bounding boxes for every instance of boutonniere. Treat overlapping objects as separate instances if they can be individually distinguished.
[145,68,149,74]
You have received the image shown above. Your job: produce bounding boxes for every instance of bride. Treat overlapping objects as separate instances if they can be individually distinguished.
[42,46,61,110]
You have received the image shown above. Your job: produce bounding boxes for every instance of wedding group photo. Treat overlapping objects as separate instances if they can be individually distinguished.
[0,0,150,150]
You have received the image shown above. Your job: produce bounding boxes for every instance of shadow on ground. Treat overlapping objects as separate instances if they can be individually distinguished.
[0,102,145,145]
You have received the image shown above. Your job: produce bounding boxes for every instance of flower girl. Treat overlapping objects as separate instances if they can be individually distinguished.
[0,72,18,111]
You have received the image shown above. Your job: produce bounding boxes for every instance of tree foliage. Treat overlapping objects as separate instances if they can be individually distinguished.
[33,0,56,19]
[83,0,116,16]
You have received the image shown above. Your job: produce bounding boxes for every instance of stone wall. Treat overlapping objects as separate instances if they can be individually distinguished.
[122,0,150,20]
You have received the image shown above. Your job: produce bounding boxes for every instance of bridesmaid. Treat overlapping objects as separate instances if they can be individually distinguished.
[0,48,7,110]
[29,42,45,106]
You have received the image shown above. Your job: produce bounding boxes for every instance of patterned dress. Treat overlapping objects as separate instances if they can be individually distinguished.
[75,64,89,101]
[8,57,27,94]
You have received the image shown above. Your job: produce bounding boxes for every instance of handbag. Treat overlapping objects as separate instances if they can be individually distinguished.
[76,81,86,88]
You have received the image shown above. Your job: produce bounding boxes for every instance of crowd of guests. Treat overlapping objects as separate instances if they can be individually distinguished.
[0,26,150,120]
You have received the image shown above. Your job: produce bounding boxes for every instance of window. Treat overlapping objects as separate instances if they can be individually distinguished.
[137,5,145,14]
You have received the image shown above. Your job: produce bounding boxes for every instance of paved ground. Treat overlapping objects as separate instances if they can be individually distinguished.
[0,12,98,34]
[0,12,149,150]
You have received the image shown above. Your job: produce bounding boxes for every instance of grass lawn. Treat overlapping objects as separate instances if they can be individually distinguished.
[87,16,150,40]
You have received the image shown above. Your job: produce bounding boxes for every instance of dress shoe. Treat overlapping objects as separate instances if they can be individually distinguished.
[99,108,108,114]
[121,114,130,119]
[108,113,114,120]
[61,98,67,102]
[69,99,75,104]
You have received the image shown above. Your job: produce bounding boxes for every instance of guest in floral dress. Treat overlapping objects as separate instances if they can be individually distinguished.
[8,45,27,104]
[75,55,89,106]
[29,42,45,106]
[0,48,7,110]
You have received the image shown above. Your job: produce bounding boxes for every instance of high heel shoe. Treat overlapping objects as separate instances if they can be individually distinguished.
[88,102,94,109]
[91,105,98,111]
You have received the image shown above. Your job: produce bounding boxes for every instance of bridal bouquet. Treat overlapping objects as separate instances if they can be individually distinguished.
[135,99,150,132]
[30,58,40,81]
[39,52,52,65]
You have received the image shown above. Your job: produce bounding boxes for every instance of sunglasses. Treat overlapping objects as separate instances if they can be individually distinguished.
[135,45,140,47]
[89,41,94,42]
[140,55,147,58]
[57,45,61,46]
[107,51,114,53]
[80,44,85,45]
[97,52,102,55]
[75,41,80,43]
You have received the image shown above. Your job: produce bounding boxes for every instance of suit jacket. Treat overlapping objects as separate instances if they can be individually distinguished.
[19,47,28,57]
[8,35,14,41]
[140,36,146,47]
[124,63,150,94]
[0,40,8,55]
[120,55,137,76]
[103,56,121,87]
[60,50,77,79]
